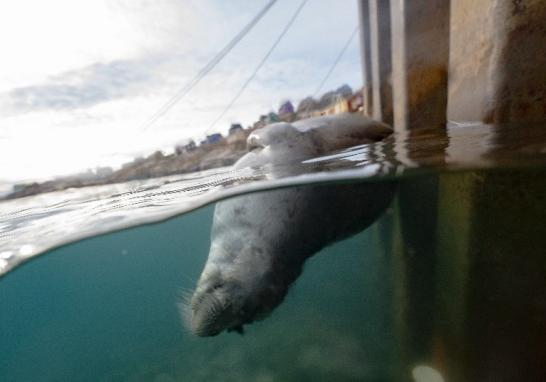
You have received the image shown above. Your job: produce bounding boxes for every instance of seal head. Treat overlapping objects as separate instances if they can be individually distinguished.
[190,238,303,336]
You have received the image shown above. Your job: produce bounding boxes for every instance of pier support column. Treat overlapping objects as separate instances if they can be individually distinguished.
[448,0,546,123]
[377,2,450,379]
[389,0,450,131]
[369,0,393,125]
[357,0,374,117]
[434,169,546,381]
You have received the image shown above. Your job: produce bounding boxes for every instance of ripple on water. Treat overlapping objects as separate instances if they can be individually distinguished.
[0,122,545,277]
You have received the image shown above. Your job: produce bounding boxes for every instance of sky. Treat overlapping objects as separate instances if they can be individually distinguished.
[0,0,362,184]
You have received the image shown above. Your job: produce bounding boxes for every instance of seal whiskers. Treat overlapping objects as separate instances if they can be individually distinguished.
[176,287,195,331]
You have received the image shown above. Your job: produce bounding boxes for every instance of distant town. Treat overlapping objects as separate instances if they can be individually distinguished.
[5,84,363,199]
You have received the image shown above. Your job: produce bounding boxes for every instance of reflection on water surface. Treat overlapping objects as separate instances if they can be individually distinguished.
[1,121,545,276]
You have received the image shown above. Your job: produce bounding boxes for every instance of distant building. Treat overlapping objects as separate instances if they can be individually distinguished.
[318,94,350,116]
[205,133,223,145]
[295,97,318,120]
[266,112,279,124]
[348,91,364,112]
[186,140,197,151]
[278,100,296,122]
[227,123,248,149]
[314,89,363,116]
[174,139,196,155]
[336,84,353,98]
[251,115,268,130]
[318,91,337,109]
[149,150,165,161]
[278,100,294,115]
[228,123,244,135]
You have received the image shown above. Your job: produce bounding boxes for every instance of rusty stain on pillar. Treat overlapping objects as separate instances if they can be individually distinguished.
[369,0,393,125]
[390,0,450,131]
[357,0,374,117]
[448,0,546,123]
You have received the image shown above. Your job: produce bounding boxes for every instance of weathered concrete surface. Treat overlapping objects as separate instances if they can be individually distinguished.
[376,169,546,380]
[358,0,374,117]
[434,169,546,381]
[369,0,393,125]
[363,1,546,379]
[390,0,450,131]
[448,0,546,123]
[392,176,441,380]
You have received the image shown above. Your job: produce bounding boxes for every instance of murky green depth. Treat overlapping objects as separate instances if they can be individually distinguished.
[1,167,545,381]
[0,204,393,381]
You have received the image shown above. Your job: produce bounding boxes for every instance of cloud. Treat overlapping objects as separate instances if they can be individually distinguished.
[0,0,363,182]
[7,59,159,111]
[3,0,361,115]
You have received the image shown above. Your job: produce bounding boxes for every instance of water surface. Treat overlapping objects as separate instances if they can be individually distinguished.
[1,122,546,381]
[1,122,545,277]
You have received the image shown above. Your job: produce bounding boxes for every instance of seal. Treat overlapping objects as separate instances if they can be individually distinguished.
[185,113,396,336]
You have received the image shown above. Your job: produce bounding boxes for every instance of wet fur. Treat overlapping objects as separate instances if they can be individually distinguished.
[187,114,396,336]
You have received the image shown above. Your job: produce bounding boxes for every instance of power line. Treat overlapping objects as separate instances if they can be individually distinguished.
[313,25,359,97]
[303,25,358,116]
[206,0,308,133]
[141,0,278,132]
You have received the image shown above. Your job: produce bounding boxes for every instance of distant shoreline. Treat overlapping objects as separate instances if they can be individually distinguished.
[4,134,249,200]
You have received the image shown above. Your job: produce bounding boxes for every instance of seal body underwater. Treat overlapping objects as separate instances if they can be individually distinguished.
[187,113,396,336]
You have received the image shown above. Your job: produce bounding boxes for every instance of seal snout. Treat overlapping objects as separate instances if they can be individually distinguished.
[190,288,240,337]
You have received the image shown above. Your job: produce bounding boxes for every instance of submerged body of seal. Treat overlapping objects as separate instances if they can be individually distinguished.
[186,113,396,336]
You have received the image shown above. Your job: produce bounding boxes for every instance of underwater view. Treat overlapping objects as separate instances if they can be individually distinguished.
[0,203,394,381]
[2,0,546,381]
[1,119,546,381]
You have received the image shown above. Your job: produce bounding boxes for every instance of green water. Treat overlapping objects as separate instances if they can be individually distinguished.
[0,203,393,381]
[1,167,546,381]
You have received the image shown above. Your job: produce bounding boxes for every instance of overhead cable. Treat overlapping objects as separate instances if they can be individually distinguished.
[303,25,359,116]
[206,0,308,133]
[141,0,278,132]
[313,25,359,97]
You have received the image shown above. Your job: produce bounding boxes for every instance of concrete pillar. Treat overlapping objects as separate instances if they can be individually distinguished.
[357,0,374,116]
[366,1,546,380]
[448,0,546,123]
[381,169,546,381]
[369,0,393,125]
[390,0,450,131]
[433,169,546,381]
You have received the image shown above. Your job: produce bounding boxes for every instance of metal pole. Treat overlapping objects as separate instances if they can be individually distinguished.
[357,0,373,117]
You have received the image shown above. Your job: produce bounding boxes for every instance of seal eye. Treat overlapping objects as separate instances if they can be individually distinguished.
[211,283,223,291]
